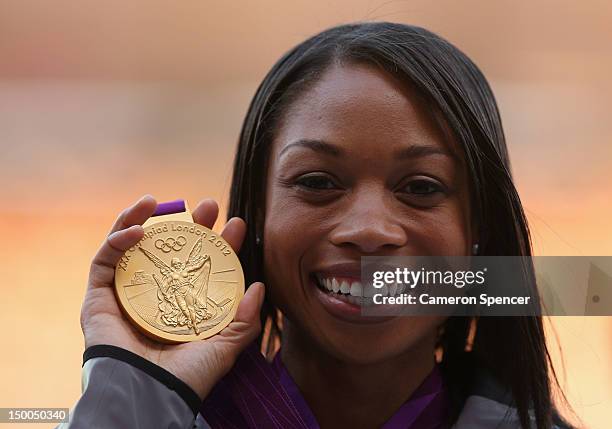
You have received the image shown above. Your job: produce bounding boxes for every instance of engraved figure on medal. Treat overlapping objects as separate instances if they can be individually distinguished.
[139,237,212,334]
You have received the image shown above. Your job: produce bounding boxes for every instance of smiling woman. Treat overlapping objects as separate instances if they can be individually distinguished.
[63,22,573,429]
[224,22,573,429]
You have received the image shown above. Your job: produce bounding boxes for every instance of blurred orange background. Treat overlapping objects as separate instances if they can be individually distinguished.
[0,1,610,427]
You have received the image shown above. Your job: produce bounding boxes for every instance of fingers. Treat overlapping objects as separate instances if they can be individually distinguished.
[192,199,219,229]
[89,225,145,288]
[234,282,265,325]
[90,194,157,289]
[220,217,247,253]
[192,198,247,253]
[109,195,157,235]
[209,282,265,365]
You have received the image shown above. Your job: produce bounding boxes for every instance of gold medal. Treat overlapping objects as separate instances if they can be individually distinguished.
[114,200,244,343]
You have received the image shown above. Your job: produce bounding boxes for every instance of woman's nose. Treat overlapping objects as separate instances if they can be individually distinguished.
[328,191,408,253]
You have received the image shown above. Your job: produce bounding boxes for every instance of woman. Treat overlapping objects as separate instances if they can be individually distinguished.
[65,22,572,428]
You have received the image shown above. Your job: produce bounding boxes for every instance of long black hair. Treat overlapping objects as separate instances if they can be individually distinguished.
[227,22,568,429]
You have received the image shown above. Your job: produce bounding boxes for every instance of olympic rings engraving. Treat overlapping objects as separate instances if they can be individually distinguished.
[155,236,187,253]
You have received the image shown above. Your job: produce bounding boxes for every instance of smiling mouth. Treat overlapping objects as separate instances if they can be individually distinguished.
[311,274,408,307]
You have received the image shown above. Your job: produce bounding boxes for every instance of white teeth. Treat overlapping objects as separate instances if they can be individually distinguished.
[317,274,413,301]
[389,283,398,296]
[316,276,391,307]
[318,277,368,296]
[350,282,362,297]
[340,281,350,294]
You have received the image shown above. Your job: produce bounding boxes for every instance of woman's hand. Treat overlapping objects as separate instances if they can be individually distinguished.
[80,195,265,400]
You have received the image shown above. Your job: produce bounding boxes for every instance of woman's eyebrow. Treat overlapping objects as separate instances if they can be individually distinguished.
[278,138,457,162]
[394,144,457,161]
[278,139,342,158]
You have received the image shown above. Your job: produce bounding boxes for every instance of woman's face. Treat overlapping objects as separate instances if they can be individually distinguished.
[263,63,473,364]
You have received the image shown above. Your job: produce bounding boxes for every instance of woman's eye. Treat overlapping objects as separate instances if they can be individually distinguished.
[401,180,443,195]
[295,174,338,190]
[396,179,447,207]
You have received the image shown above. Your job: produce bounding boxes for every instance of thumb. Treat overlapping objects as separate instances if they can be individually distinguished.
[213,282,266,361]
[234,282,265,327]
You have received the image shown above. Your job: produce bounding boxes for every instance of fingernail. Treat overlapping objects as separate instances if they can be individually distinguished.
[136,194,153,204]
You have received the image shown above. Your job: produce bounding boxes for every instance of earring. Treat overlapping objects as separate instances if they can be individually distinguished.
[472,243,479,255]
[255,235,261,246]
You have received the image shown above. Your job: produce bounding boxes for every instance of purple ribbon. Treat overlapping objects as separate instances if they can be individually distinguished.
[201,342,449,428]
[152,199,186,216]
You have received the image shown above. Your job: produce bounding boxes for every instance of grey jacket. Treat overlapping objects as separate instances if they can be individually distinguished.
[57,346,566,429]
